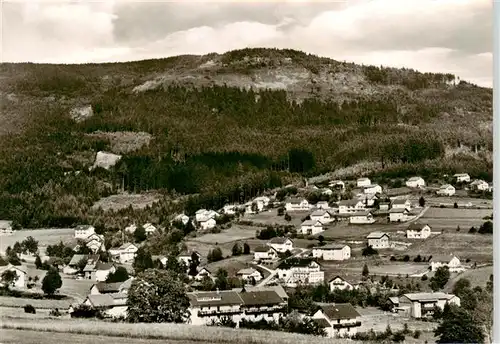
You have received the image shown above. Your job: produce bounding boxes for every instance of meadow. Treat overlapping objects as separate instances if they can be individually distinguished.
[0,228,74,254]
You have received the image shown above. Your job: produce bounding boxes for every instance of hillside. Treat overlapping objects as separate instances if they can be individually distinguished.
[0,48,493,228]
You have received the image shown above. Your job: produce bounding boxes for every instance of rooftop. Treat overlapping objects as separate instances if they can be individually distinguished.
[188,291,242,307]
[239,290,284,306]
[301,220,322,226]
[277,258,320,269]
[392,198,410,204]
[402,292,457,302]
[314,243,348,250]
[320,303,361,320]
[407,223,430,231]
[269,237,292,245]
[366,231,389,239]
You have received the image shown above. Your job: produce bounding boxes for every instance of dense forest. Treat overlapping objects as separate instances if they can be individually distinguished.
[0,48,493,228]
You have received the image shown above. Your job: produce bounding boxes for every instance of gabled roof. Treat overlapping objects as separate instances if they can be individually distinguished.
[68,254,88,266]
[328,275,361,285]
[240,285,288,300]
[117,242,137,250]
[0,264,27,275]
[86,293,127,307]
[429,254,459,263]
[301,220,323,227]
[389,208,409,213]
[237,267,260,276]
[187,291,243,307]
[407,176,424,182]
[349,210,372,217]
[254,245,274,253]
[195,209,208,214]
[357,177,370,181]
[277,258,320,269]
[314,244,348,250]
[362,184,381,189]
[95,262,114,271]
[338,199,362,206]
[392,198,410,205]
[366,231,389,239]
[310,210,332,217]
[440,184,454,189]
[269,237,292,245]
[75,224,94,231]
[239,290,283,306]
[320,304,360,320]
[285,197,306,204]
[402,292,457,302]
[453,173,469,177]
[407,223,430,232]
[312,318,331,328]
[92,282,122,293]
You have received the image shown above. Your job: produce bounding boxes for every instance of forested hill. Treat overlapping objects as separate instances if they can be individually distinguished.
[0,48,493,228]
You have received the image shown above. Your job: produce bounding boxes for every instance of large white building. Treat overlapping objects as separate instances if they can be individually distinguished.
[398,292,460,318]
[406,223,432,239]
[108,243,138,264]
[311,304,362,338]
[429,254,463,272]
[310,210,334,224]
[74,225,96,239]
[300,220,324,235]
[357,178,371,187]
[349,211,375,224]
[436,184,456,196]
[454,173,470,183]
[366,232,390,249]
[277,258,324,287]
[0,264,26,289]
[338,200,365,214]
[284,198,311,212]
[362,184,382,195]
[312,244,351,261]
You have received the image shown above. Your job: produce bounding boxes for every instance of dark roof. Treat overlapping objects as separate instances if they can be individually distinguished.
[402,292,456,302]
[320,304,360,320]
[285,197,304,204]
[269,237,292,245]
[96,262,114,271]
[239,290,283,306]
[68,254,88,266]
[389,208,409,213]
[93,282,122,293]
[314,244,348,250]
[392,198,409,205]
[429,254,459,263]
[277,258,320,269]
[407,223,430,231]
[254,245,272,252]
[86,294,126,308]
[187,291,243,307]
[312,318,331,328]
[338,199,361,206]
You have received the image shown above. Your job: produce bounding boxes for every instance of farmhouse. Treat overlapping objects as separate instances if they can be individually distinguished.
[312,244,351,261]
[0,264,26,289]
[391,198,412,210]
[143,223,157,235]
[108,243,138,264]
[362,184,382,195]
[338,199,365,214]
[0,220,13,234]
[174,214,190,225]
[315,201,330,210]
[436,184,456,196]
[311,304,362,338]
[329,180,345,190]
[194,267,214,281]
[328,276,361,291]
[366,232,390,249]
[300,220,324,235]
[78,233,105,254]
[239,285,289,302]
[357,193,378,207]
[236,268,263,283]
[454,173,470,183]
[389,208,412,222]
[429,254,463,272]
[277,258,324,286]
[406,223,432,239]
[198,217,217,230]
[83,293,128,318]
[284,197,310,212]
[310,210,334,224]
[470,179,489,191]
[74,225,95,239]
[254,246,279,263]
[349,211,375,224]
[398,292,460,318]
[406,177,425,188]
[90,278,133,295]
[357,178,371,187]
[84,258,115,282]
[267,237,294,253]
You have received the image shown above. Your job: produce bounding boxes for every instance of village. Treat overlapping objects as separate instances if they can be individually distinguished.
[0,172,493,340]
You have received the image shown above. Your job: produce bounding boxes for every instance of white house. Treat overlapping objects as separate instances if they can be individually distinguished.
[74,225,95,239]
[195,209,209,222]
[143,223,157,235]
[338,199,365,214]
[312,244,351,261]
[429,254,463,272]
[362,184,382,195]
[284,198,310,212]
[310,210,334,224]
[253,196,271,209]
[311,304,362,338]
[0,221,13,235]
[194,267,214,282]
[198,217,216,230]
[277,258,324,286]
[406,177,426,188]
[366,232,390,249]
[357,178,371,187]
[95,262,116,282]
[108,243,138,264]
[177,251,201,268]
[391,198,412,210]
[406,223,432,239]
[267,237,294,253]
[300,220,324,236]
[328,276,361,291]
[454,173,470,183]
[0,264,26,289]
[329,180,345,190]
[174,214,190,225]
[236,268,263,283]
[83,294,128,318]
[470,179,489,191]
[349,211,375,224]
[437,184,456,196]
[124,224,137,234]
[316,201,330,210]
[389,208,412,222]
[254,246,279,262]
[357,193,378,207]
[82,233,106,254]
[398,293,461,318]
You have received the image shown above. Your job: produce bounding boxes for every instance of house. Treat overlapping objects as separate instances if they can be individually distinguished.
[378,201,390,211]
[198,217,217,230]
[310,210,334,224]
[329,180,345,190]
[124,224,137,233]
[0,264,26,288]
[237,285,289,303]
[406,223,432,239]
[143,223,157,235]
[389,208,412,222]
[300,220,324,235]
[83,293,128,318]
[64,254,98,275]
[254,246,279,262]
[238,289,287,323]
[454,173,470,183]
[83,233,106,253]
[173,214,190,225]
[399,292,460,318]
[312,244,351,261]
[357,178,371,187]
[194,267,214,281]
[195,209,209,222]
[284,197,310,212]
[349,211,375,224]
[0,220,13,235]
[436,184,456,196]
[328,276,361,291]
[320,188,333,196]
[89,278,133,295]
[429,254,463,272]
[253,196,271,210]
[470,179,489,191]
[316,201,330,210]
[277,258,324,286]
[311,304,362,338]
[338,199,365,214]
[357,193,378,207]
[74,225,95,239]
[391,198,412,210]
[236,268,263,283]
[95,262,116,282]
[366,232,390,249]
[362,184,382,195]
[178,251,202,268]
[108,243,138,264]
[267,237,294,253]
[406,177,426,188]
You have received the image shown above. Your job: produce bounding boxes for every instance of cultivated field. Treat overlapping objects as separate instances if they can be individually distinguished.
[91,192,161,211]
[242,210,307,227]
[323,262,429,278]
[410,195,493,209]
[0,228,74,255]
[189,225,257,244]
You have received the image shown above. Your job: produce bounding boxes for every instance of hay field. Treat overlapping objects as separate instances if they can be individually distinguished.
[0,228,74,255]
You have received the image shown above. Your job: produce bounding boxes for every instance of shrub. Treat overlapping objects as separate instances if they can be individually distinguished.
[50,308,61,317]
[469,226,477,234]
[421,274,428,281]
[413,330,421,339]
[24,304,36,314]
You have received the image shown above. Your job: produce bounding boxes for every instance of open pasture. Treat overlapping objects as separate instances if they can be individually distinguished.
[323,262,428,277]
[418,207,491,230]
[190,225,257,245]
[444,265,493,292]
[0,296,72,309]
[242,209,306,227]
[0,228,74,255]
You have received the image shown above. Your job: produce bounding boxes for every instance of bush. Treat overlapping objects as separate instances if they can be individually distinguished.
[70,304,103,319]
[421,274,428,281]
[453,202,458,208]
[413,330,421,339]
[469,226,477,234]
[50,308,61,317]
[24,304,36,314]
[393,332,406,342]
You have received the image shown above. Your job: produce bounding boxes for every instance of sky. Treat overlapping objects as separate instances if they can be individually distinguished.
[1,0,493,87]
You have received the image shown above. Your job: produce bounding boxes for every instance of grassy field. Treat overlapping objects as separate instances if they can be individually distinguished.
[0,296,72,309]
[190,225,257,244]
[242,210,307,227]
[444,265,493,292]
[411,195,493,209]
[0,228,74,255]
[322,261,429,279]
[90,192,161,212]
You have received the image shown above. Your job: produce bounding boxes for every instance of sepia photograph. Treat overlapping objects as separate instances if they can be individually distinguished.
[0,1,495,343]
